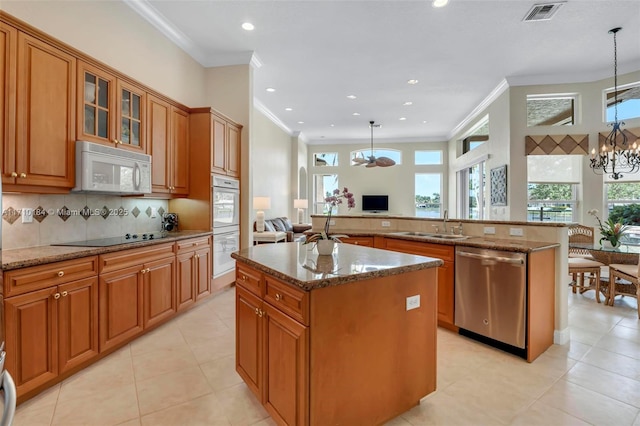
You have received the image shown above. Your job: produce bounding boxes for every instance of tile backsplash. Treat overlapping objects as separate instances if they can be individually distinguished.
[2,194,168,249]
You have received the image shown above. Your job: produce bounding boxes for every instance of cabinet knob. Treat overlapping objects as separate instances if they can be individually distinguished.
[19,173,26,178]
[275,293,282,301]
[258,309,264,318]
[146,268,150,273]
[57,271,64,277]
[241,275,247,281]
[141,269,147,274]
[61,291,68,297]
[54,293,60,299]
[355,242,359,245]
[195,254,200,259]
[255,307,259,315]
[10,172,17,178]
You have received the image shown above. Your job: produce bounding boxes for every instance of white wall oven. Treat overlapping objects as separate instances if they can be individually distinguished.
[212,175,240,277]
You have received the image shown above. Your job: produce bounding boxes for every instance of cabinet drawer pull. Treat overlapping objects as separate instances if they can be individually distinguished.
[10,172,17,178]
[255,307,259,315]
[54,293,60,299]
[57,271,64,277]
[61,291,68,297]
[258,309,264,318]
[275,293,282,301]
[20,173,27,178]
[241,274,247,281]
[141,269,147,274]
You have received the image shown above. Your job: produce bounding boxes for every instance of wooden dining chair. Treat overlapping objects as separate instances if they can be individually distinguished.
[608,261,640,318]
[568,224,596,259]
[568,224,604,302]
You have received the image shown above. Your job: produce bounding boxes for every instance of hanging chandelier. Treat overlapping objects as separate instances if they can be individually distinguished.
[590,27,638,180]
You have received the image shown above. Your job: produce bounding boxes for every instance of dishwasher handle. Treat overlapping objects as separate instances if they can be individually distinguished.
[457,251,525,265]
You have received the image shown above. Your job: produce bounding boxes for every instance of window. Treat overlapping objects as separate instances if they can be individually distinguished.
[605,182,640,245]
[313,174,339,214]
[351,148,401,165]
[415,174,442,217]
[415,150,442,165]
[461,116,488,155]
[313,152,338,166]
[527,184,576,222]
[458,161,486,219]
[526,94,577,127]
[526,156,581,223]
[605,82,640,122]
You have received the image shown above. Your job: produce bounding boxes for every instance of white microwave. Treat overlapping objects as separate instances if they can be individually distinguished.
[73,141,152,194]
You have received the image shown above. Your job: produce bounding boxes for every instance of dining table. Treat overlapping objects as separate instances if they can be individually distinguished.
[569,242,640,266]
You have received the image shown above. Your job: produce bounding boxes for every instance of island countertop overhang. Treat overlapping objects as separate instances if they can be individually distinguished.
[231,242,443,291]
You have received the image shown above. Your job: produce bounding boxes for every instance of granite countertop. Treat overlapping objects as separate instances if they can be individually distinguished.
[231,242,443,291]
[1,230,212,271]
[307,230,559,253]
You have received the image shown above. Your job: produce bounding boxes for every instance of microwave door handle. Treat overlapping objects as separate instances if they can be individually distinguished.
[133,162,141,191]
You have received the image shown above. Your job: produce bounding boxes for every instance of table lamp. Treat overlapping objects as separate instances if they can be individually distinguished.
[293,199,308,224]
[254,197,271,232]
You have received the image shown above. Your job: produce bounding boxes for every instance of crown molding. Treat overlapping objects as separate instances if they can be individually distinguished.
[254,98,293,136]
[447,79,509,141]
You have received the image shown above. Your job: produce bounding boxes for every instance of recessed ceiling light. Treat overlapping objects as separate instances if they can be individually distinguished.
[403,101,413,106]
[298,121,304,124]
[432,0,449,8]
[407,79,419,85]
[241,22,255,31]
[422,120,428,124]
[330,124,335,127]
[346,95,357,99]
[399,117,407,121]
[352,112,360,116]
[266,87,275,92]
[285,107,293,111]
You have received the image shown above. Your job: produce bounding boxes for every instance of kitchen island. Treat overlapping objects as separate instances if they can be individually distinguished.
[231,242,442,426]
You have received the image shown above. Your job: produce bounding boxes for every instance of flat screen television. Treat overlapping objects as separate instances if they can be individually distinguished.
[362,195,389,212]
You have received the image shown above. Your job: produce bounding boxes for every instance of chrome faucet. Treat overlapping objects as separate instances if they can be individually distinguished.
[443,209,448,234]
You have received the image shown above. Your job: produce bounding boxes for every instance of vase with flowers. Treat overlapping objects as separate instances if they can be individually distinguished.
[305,187,355,255]
[588,209,629,248]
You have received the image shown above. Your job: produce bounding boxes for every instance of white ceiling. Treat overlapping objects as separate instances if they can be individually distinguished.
[124,0,640,145]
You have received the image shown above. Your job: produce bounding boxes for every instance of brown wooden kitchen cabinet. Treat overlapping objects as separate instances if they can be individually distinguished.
[340,236,374,247]
[0,23,16,187]
[147,94,189,196]
[3,257,99,397]
[191,108,241,178]
[382,238,456,330]
[77,60,146,153]
[98,243,176,351]
[176,236,212,311]
[4,31,75,191]
[235,265,309,426]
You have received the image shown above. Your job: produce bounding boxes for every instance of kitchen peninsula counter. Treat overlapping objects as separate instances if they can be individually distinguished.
[0,230,212,270]
[231,242,441,425]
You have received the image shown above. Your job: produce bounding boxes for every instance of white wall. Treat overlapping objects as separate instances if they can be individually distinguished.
[307,141,448,217]
[251,110,293,221]
[2,0,207,107]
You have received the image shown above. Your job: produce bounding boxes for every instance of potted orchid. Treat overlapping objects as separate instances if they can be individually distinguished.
[588,209,629,248]
[305,187,355,254]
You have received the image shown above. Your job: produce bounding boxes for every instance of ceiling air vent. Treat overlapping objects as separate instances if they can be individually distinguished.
[523,2,564,22]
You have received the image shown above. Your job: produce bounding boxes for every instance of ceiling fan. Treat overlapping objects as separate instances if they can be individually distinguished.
[352,121,396,167]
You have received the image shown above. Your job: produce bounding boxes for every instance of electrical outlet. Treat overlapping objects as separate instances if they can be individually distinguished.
[22,208,33,224]
[484,226,496,235]
[381,221,391,227]
[510,227,524,237]
[329,220,336,226]
[406,295,420,311]
[150,207,157,218]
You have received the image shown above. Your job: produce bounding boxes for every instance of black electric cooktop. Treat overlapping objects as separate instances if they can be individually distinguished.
[53,232,168,247]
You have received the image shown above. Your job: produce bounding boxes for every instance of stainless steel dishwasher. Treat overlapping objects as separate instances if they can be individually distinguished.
[454,246,527,349]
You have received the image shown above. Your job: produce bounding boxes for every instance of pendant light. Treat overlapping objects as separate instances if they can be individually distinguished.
[590,27,638,180]
[352,121,396,168]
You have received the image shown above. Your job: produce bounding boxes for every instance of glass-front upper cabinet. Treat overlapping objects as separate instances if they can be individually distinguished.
[77,61,146,152]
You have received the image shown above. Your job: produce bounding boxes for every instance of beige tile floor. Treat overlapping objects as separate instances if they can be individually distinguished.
[12,285,640,426]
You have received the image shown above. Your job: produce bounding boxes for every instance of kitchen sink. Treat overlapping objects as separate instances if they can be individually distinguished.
[390,231,469,240]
